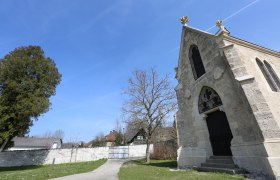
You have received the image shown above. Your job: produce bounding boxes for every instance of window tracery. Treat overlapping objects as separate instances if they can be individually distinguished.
[256,58,279,92]
[198,87,222,113]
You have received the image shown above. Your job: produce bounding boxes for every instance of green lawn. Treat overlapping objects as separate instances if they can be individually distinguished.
[119,159,246,180]
[0,159,106,180]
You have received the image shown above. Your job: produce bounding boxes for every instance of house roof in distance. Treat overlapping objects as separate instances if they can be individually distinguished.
[105,130,118,142]
[10,137,62,149]
[125,127,175,143]
[125,128,145,143]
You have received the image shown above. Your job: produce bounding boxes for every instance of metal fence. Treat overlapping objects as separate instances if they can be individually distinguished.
[108,146,129,159]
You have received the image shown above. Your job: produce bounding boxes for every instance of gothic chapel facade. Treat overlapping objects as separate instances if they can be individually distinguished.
[175,17,280,179]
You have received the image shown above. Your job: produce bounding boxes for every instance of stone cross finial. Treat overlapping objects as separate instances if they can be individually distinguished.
[216,20,223,29]
[180,16,188,26]
[216,19,230,35]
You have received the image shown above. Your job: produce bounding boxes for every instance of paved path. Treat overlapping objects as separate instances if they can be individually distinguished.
[50,159,128,180]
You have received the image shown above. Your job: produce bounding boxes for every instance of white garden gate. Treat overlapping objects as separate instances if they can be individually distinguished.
[108,146,129,159]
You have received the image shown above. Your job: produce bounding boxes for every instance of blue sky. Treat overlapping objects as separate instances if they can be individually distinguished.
[0,0,279,142]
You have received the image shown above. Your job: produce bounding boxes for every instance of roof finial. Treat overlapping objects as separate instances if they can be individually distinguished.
[216,19,230,35]
[180,16,188,26]
[216,20,223,29]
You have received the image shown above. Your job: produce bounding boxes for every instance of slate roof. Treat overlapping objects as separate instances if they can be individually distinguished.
[10,137,62,149]
[126,127,175,143]
[125,128,145,143]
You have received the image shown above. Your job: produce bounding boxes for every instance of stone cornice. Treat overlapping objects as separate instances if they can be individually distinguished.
[184,26,215,38]
[222,35,280,58]
[183,25,280,58]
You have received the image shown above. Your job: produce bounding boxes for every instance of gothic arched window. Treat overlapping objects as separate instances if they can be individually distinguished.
[198,87,222,113]
[264,60,280,90]
[189,45,206,80]
[256,58,279,92]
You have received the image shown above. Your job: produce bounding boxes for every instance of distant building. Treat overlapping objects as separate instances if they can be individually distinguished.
[126,127,176,145]
[105,130,118,146]
[7,137,62,151]
[126,129,146,145]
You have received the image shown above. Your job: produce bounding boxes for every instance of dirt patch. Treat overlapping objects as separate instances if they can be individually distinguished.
[121,161,138,168]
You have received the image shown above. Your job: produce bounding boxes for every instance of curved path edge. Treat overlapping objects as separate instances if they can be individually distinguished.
[49,159,128,180]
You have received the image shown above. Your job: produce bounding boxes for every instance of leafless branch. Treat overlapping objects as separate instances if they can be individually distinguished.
[122,67,177,162]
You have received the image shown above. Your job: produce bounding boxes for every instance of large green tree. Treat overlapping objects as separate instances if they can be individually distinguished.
[0,46,61,148]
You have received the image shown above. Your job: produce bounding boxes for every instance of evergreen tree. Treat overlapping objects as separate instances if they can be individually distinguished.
[0,46,61,148]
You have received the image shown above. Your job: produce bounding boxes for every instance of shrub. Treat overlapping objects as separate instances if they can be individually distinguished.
[150,140,177,160]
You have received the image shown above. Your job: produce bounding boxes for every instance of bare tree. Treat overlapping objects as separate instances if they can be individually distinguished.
[91,131,106,147]
[42,130,53,138]
[114,118,122,133]
[53,129,64,139]
[41,129,64,139]
[123,68,177,163]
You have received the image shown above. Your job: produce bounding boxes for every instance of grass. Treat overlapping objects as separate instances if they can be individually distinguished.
[119,159,246,180]
[0,159,107,180]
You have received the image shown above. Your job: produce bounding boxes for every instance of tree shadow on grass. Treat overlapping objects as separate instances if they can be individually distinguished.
[146,160,177,168]
[129,159,177,168]
[0,165,44,172]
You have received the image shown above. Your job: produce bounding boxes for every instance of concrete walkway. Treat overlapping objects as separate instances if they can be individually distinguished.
[50,159,128,180]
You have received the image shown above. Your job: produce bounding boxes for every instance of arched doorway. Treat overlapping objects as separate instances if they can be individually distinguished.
[198,87,233,156]
[206,111,233,156]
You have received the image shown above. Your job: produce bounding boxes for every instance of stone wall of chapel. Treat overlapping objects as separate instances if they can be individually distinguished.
[176,27,280,179]
[225,42,280,128]
[176,28,264,153]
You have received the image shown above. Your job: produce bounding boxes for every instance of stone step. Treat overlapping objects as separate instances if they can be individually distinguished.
[201,162,237,169]
[195,166,246,175]
[209,156,233,160]
[206,158,234,164]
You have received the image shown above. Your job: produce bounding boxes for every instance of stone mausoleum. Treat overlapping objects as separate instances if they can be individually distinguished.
[175,16,280,179]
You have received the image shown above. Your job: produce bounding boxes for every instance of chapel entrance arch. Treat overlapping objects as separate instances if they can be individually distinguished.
[198,87,233,156]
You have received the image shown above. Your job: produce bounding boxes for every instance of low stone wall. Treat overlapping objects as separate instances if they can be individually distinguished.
[129,144,153,158]
[0,147,109,167]
[0,145,151,167]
